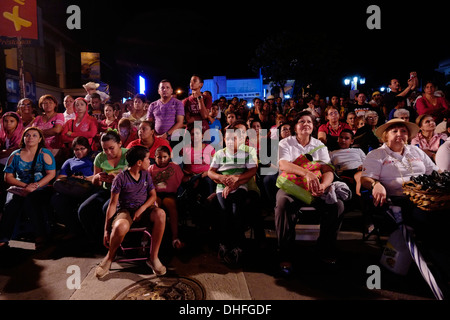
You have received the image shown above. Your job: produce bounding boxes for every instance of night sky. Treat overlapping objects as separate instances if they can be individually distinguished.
[41,0,449,100]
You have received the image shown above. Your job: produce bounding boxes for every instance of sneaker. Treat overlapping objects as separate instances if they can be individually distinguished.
[217,243,227,262]
[224,247,243,267]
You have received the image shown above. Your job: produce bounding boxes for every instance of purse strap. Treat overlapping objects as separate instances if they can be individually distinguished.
[306,144,325,155]
[30,147,41,183]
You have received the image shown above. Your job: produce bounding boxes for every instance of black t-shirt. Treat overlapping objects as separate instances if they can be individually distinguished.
[349,103,375,117]
[383,91,398,114]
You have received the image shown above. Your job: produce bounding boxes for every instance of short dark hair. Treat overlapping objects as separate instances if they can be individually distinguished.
[126,145,149,166]
[340,128,355,139]
[159,79,171,86]
[192,74,203,83]
[90,93,101,100]
[134,93,146,102]
[72,136,92,151]
[228,120,248,130]
[155,145,171,157]
[291,111,315,135]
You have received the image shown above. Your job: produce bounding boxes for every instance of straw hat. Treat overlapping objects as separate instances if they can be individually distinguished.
[82,82,100,90]
[375,118,420,138]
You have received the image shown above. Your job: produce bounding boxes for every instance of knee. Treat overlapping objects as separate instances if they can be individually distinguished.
[112,220,130,237]
[153,208,166,223]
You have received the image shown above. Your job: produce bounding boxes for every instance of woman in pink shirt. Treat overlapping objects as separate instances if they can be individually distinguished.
[181,123,216,199]
[61,97,98,147]
[415,81,449,123]
[32,94,64,152]
[410,114,448,162]
[182,124,216,176]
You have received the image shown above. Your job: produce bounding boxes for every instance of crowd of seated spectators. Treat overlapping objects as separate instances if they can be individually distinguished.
[0,73,449,278]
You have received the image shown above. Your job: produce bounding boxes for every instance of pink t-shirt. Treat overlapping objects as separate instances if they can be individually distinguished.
[182,144,216,174]
[410,132,448,152]
[32,113,64,149]
[415,96,449,122]
[148,162,184,194]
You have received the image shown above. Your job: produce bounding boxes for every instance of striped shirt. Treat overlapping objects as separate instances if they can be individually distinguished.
[209,145,258,193]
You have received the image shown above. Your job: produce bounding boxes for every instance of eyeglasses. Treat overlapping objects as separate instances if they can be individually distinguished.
[367,116,378,120]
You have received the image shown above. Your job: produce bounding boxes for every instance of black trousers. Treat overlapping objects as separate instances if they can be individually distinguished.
[274,189,341,260]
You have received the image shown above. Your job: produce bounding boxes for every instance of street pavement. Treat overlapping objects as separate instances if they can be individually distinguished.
[0,210,439,301]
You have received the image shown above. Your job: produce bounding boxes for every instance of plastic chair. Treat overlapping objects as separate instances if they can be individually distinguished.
[115,227,152,263]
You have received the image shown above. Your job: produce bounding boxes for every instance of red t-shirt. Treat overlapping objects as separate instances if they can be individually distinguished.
[182,94,212,132]
[318,121,352,137]
[126,137,172,159]
[148,162,184,194]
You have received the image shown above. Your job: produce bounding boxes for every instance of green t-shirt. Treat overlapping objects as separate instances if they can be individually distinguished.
[94,147,128,189]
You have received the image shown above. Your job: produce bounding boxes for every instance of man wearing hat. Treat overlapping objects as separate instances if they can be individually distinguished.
[266,95,277,114]
[83,81,110,103]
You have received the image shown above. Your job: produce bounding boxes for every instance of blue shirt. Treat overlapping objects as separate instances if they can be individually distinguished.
[4,148,56,183]
[59,153,95,177]
[208,118,222,145]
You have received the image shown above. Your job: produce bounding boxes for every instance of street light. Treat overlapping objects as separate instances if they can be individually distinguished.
[343,75,364,99]
[343,76,365,91]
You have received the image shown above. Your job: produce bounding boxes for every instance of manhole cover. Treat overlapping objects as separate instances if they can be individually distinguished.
[112,277,206,300]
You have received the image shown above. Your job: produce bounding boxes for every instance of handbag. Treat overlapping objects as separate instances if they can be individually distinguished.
[53,176,94,198]
[276,145,325,205]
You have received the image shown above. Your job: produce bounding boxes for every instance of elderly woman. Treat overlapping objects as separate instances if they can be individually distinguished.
[275,111,341,273]
[16,98,35,128]
[353,110,381,154]
[410,114,448,162]
[361,119,450,285]
[392,108,410,121]
[361,118,435,207]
